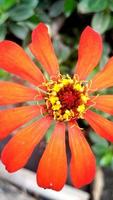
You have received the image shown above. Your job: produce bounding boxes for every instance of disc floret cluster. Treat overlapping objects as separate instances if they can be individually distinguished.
[44,74,90,121]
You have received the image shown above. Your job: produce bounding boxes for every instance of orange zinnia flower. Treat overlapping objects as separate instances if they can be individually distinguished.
[0,23,113,191]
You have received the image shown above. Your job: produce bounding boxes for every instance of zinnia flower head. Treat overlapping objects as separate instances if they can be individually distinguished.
[0,23,113,191]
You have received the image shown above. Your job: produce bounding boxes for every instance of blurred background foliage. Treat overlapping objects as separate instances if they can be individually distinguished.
[1,0,113,169]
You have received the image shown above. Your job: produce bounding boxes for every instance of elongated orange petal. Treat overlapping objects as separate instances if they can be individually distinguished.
[75,26,102,80]
[0,105,42,140]
[91,57,113,91]
[91,95,113,115]
[0,81,42,105]
[0,41,45,85]
[30,23,59,77]
[68,122,96,188]
[84,110,113,142]
[37,122,67,191]
[1,116,51,172]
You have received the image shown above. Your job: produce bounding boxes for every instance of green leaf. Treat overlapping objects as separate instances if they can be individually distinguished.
[99,42,110,69]
[9,23,29,39]
[10,5,34,21]
[64,0,76,17]
[0,12,9,25]
[109,0,113,11]
[92,144,108,156]
[21,0,39,8]
[0,24,7,40]
[0,0,16,11]
[89,132,109,147]
[89,0,108,12]
[36,8,51,23]
[78,0,108,13]
[91,12,111,34]
[0,69,10,79]
[100,153,113,166]
[53,39,71,63]
[49,0,64,17]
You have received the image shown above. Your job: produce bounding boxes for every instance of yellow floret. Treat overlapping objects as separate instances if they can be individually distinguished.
[52,104,61,111]
[73,83,84,92]
[53,84,62,92]
[61,78,73,85]
[63,109,73,120]
[49,96,59,105]
[77,104,86,113]
[51,91,57,96]
[81,94,89,103]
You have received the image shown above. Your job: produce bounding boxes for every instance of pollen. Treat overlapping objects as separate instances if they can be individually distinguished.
[53,84,62,92]
[52,104,61,111]
[77,104,86,113]
[43,74,90,121]
[81,94,89,103]
[73,83,84,92]
[49,96,59,105]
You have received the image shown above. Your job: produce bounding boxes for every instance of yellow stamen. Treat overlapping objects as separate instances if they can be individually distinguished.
[73,83,84,92]
[53,84,62,92]
[52,104,61,111]
[49,96,59,105]
[77,104,86,113]
[81,94,89,103]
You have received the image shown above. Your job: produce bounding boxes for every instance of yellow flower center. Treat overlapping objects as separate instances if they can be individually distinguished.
[43,74,90,121]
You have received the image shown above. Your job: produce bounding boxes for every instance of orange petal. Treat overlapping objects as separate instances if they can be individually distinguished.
[29,23,59,77]
[91,95,113,115]
[0,105,42,140]
[1,116,51,172]
[68,122,96,188]
[75,26,102,80]
[84,110,113,142]
[0,41,45,85]
[91,57,113,91]
[0,81,42,105]
[37,122,67,191]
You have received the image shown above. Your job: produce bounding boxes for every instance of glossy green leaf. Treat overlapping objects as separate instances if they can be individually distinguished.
[89,132,109,147]
[64,0,76,17]
[100,153,113,166]
[49,0,64,17]
[36,8,51,23]
[109,0,113,11]
[0,0,16,11]
[10,5,34,21]
[78,0,108,13]
[21,0,39,8]
[0,12,9,25]
[92,145,108,156]
[89,0,108,12]
[9,23,29,39]
[53,39,71,63]
[0,24,7,40]
[91,12,111,34]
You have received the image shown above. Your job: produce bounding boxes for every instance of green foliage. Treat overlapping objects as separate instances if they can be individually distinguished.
[64,0,76,17]
[91,12,111,34]
[89,132,113,168]
[78,0,108,13]
[49,0,64,17]
[0,0,39,41]
[78,0,113,33]
[9,22,29,39]
[0,0,16,11]
[0,24,7,39]
[9,5,35,21]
